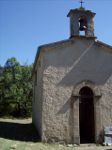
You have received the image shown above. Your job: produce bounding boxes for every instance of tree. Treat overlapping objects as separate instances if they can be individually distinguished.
[0,57,33,117]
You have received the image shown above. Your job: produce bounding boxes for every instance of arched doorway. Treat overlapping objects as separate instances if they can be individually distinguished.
[79,86,95,143]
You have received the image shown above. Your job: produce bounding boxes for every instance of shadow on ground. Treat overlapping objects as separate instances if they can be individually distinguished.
[0,121,40,142]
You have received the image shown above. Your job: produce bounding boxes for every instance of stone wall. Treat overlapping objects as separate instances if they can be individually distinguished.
[100,76,112,129]
[32,60,43,137]
[42,66,73,143]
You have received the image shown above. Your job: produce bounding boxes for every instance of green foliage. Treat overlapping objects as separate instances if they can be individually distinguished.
[0,57,33,117]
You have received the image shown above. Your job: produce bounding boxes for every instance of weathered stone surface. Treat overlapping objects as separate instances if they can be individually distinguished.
[68,8,95,37]
[32,36,112,144]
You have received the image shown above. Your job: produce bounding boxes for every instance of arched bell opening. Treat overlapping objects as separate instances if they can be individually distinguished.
[79,16,87,36]
[79,86,95,143]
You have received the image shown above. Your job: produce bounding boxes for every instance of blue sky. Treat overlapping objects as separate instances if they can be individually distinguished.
[0,0,112,66]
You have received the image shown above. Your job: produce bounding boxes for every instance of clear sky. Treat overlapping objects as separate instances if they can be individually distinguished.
[0,0,112,66]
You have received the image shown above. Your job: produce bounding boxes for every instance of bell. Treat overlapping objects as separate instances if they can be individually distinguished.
[79,18,87,31]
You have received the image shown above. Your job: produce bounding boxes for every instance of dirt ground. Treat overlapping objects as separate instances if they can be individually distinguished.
[0,118,112,150]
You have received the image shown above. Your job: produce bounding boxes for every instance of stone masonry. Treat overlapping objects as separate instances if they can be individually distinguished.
[32,7,112,144]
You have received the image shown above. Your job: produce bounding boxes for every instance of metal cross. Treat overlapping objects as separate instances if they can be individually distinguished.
[80,0,84,8]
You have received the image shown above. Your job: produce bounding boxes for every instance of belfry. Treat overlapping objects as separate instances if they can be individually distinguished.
[67,2,95,37]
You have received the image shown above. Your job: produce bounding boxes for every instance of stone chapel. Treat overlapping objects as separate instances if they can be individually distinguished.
[32,6,112,144]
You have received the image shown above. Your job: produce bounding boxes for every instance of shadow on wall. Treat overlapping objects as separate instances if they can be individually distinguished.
[0,121,40,142]
[44,40,112,86]
[57,45,112,86]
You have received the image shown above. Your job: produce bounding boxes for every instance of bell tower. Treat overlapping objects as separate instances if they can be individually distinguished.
[67,4,96,38]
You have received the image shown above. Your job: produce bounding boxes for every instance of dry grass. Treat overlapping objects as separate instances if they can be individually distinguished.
[0,118,112,150]
[0,138,112,150]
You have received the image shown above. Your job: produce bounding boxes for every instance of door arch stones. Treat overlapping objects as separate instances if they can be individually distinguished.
[71,81,102,144]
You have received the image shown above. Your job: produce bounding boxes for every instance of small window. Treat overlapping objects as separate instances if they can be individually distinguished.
[35,71,37,85]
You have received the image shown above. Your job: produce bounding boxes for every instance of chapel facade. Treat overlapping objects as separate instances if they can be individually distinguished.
[32,6,112,144]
